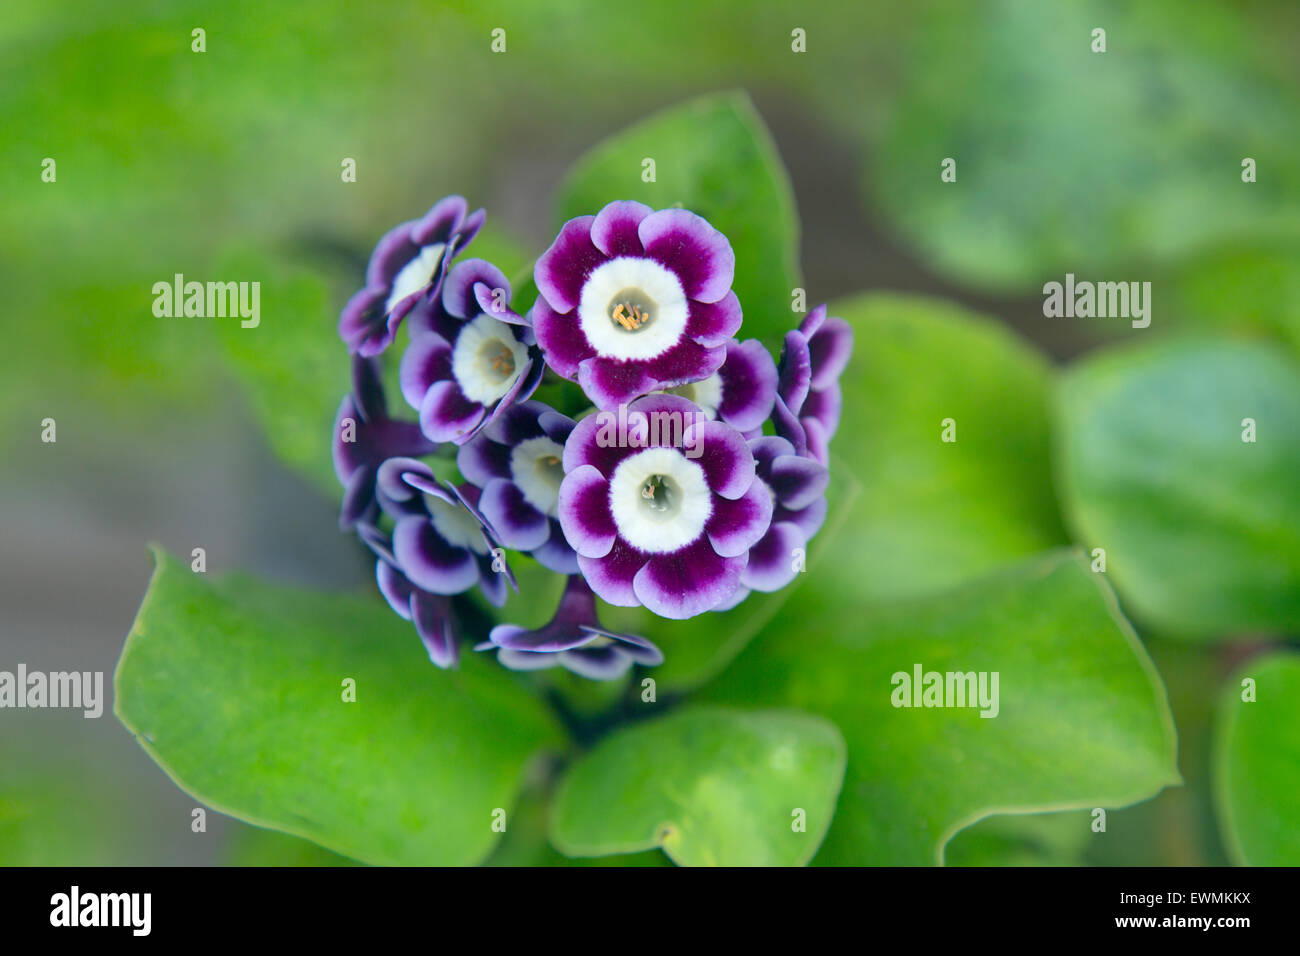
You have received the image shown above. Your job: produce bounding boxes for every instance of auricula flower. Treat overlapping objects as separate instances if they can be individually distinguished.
[532,200,742,410]
[359,524,461,669]
[663,337,777,435]
[476,575,663,680]
[558,394,772,619]
[375,457,514,610]
[332,356,435,530]
[400,258,542,445]
[457,400,579,574]
[338,195,485,357]
[775,304,854,464]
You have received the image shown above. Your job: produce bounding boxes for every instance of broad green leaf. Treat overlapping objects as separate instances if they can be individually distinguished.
[223,824,357,867]
[558,91,802,349]
[115,548,566,866]
[821,293,1069,601]
[1214,652,1300,866]
[700,551,1180,865]
[1055,337,1300,638]
[869,0,1300,290]
[550,707,846,866]
[944,810,1093,867]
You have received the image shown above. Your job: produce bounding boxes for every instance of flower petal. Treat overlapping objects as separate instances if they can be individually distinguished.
[687,291,742,348]
[590,200,653,258]
[479,478,550,551]
[632,537,746,619]
[809,315,854,390]
[577,538,649,607]
[392,516,479,595]
[535,215,603,313]
[740,521,806,592]
[577,356,659,410]
[443,257,510,320]
[689,419,756,500]
[557,464,617,557]
[707,479,774,558]
[531,295,594,380]
[399,331,453,410]
[638,209,735,304]
[419,380,486,443]
[768,453,830,510]
[411,590,459,669]
[718,338,778,432]
[778,329,812,412]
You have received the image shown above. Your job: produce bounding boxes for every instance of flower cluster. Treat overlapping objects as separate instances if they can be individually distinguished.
[332,196,851,679]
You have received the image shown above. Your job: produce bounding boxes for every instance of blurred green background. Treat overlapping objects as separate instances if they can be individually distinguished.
[2,0,1298,865]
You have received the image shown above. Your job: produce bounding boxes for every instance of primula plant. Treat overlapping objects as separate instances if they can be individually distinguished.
[108,92,1300,869]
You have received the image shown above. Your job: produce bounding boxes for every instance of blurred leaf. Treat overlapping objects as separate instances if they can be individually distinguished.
[1171,243,1300,352]
[1055,337,1300,638]
[824,293,1069,601]
[115,548,566,866]
[869,0,1300,289]
[1213,651,1300,865]
[701,551,1180,865]
[945,810,1093,866]
[550,707,845,866]
[559,91,802,349]
[223,824,358,866]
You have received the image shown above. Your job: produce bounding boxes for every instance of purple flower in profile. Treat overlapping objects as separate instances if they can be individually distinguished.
[532,200,742,410]
[476,575,663,680]
[716,435,830,609]
[775,304,854,464]
[662,337,777,435]
[456,400,579,574]
[332,355,436,530]
[359,524,461,669]
[400,258,543,445]
[339,196,485,357]
[557,394,771,619]
[375,457,514,610]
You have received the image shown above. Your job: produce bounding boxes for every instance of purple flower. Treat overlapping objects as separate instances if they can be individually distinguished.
[476,575,663,680]
[532,200,742,410]
[775,304,854,464]
[359,525,462,669]
[456,400,579,574]
[338,196,485,357]
[400,258,543,445]
[557,394,772,619]
[374,457,514,610]
[332,356,436,530]
[662,337,777,434]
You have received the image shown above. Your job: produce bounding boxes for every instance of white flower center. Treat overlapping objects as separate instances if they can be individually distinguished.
[451,314,529,405]
[510,436,566,516]
[608,447,712,554]
[578,257,688,361]
[386,242,446,314]
[425,493,489,554]
[665,373,723,419]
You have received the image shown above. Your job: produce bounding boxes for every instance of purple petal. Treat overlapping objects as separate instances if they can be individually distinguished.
[494,647,561,672]
[706,479,773,558]
[577,538,649,607]
[443,258,510,320]
[399,331,453,410]
[558,646,634,681]
[410,195,469,246]
[632,537,746,619]
[718,338,778,432]
[638,209,735,304]
[531,295,594,380]
[803,383,843,438]
[768,453,829,510]
[411,590,459,669]
[771,395,808,457]
[535,215,603,313]
[479,478,550,551]
[392,516,479,595]
[590,200,653,258]
[364,221,420,287]
[557,464,617,557]
[337,286,390,356]
[376,560,414,620]
[419,380,486,443]
[561,407,639,476]
[533,521,580,574]
[456,434,512,486]
[687,292,742,348]
[740,521,807,592]
[809,315,854,389]
[577,356,659,410]
[688,419,755,499]
[778,329,812,412]
[642,337,727,388]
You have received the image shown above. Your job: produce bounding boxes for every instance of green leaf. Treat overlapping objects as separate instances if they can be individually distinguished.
[944,810,1093,867]
[869,0,1300,289]
[114,548,566,866]
[558,91,802,348]
[1214,652,1300,866]
[821,293,1069,601]
[700,551,1180,865]
[223,824,358,867]
[550,707,846,866]
[1055,337,1300,638]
